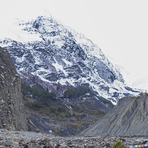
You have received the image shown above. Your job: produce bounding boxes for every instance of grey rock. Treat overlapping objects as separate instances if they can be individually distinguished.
[0,47,27,131]
[80,94,148,137]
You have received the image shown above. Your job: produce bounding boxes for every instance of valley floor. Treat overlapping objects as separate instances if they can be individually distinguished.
[0,129,148,148]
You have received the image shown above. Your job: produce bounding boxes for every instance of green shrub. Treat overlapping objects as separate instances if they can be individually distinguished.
[113,141,126,148]
[84,121,93,125]
[21,82,56,106]
[59,110,71,117]
[67,103,82,112]
[72,113,85,117]
[131,92,148,99]
[63,86,90,98]
[57,106,66,112]
[56,131,63,136]
[65,110,71,117]
[39,109,46,114]
[47,113,52,117]
[71,121,84,128]
[20,138,24,142]
[25,101,42,108]
[131,95,141,99]
[98,96,114,107]
[89,110,107,115]
[50,106,56,113]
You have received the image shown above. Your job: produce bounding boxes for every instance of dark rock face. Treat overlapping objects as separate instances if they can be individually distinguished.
[0,47,27,130]
[80,94,148,137]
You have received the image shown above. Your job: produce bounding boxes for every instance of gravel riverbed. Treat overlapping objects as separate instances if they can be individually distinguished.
[0,129,148,148]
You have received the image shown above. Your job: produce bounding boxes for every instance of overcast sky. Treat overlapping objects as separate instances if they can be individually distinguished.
[1,0,148,90]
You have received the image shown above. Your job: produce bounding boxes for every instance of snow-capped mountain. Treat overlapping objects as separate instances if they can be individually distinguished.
[0,15,139,103]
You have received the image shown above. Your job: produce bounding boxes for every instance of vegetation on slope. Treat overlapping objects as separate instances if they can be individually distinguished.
[21,82,110,136]
[21,82,56,106]
[98,96,114,108]
[63,86,91,98]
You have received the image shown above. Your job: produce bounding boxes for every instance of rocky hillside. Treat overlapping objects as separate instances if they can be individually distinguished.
[0,15,139,103]
[80,93,148,137]
[0,47,27,130]
[24,84,111,136]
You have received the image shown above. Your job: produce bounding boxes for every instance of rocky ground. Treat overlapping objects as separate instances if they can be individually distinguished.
[0,129,148,148]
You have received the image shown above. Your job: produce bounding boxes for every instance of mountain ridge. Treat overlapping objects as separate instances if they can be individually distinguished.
[0,15,139,103]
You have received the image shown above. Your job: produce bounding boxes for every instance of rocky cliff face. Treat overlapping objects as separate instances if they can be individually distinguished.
[80,94,148,137]
[0,47,27,130]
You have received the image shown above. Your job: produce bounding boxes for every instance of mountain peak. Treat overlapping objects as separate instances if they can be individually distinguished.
[0,15,139,104]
